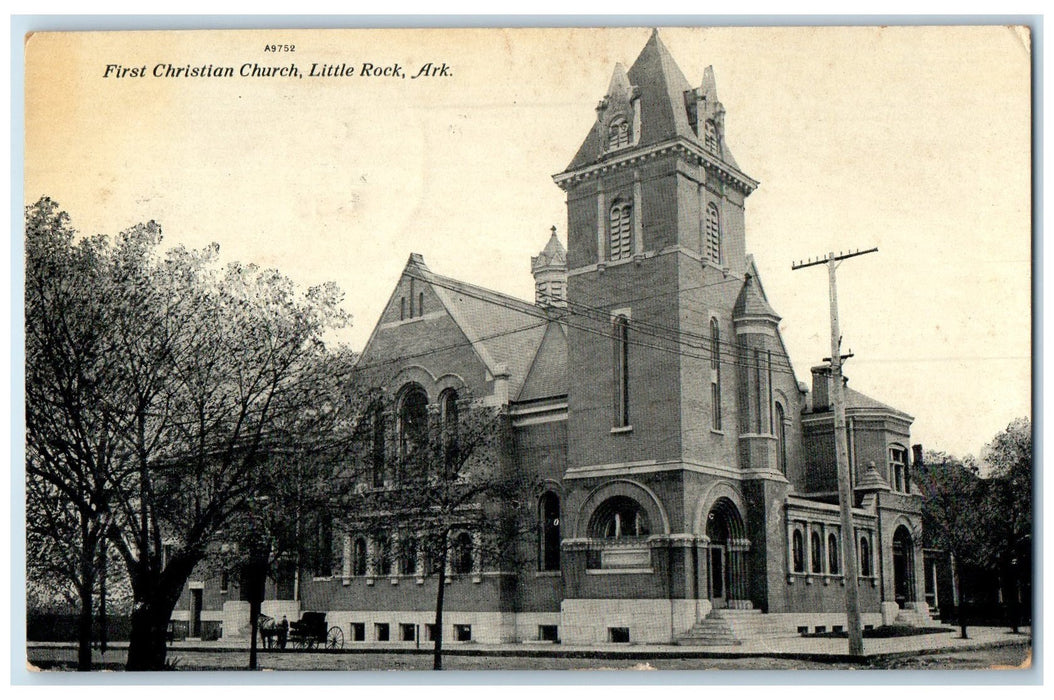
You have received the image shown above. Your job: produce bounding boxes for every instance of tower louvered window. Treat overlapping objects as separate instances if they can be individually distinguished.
[609,202,632,261]
[705,203,721,264]
[608,117,631,149]
[704,120,718,154]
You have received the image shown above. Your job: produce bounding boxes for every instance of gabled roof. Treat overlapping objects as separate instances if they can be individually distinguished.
[803,384,914,421]
[517,320,568,402]
[390,255,550,400]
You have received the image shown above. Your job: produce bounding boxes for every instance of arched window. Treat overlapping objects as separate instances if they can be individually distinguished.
[400,536,418,576]
[889,446,909,493]
[859,535,872,577]
[314,516,333,577]
[613,315,629,428]
[792,528,805,573]
[539,492,561,572]
[352,537,368,576]
[828,532,840,575]
[452,532,474,574]
[710,318,722,431]
[704,202,721,264]
[590,496,650,539]
[371,403,386,488]
[704,120,718,154]
[609,201,633,261]
[810,531,823,574]
[398,386,429,461]
[419,291,425,317]
[607,117,631,150]
[775,402,787,474]
[400,297,406,321]
[440,389,459,475]
[375,533,392,577]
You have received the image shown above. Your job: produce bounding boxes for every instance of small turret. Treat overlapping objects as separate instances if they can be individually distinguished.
[531,226,567,307]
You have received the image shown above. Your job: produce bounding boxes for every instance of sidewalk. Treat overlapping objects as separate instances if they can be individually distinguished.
[28,626,1031,663]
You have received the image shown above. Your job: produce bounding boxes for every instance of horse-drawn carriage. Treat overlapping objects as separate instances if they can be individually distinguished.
[259,611,344,650]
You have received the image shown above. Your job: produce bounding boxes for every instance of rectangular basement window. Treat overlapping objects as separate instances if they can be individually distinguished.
[375,623,390,642]
[833,625,844,633]
[797,626,809,635]
[425,623,438,641]
[538,625,559,642]
[400,623,416,642]
[350,623,365,641]
[608,627,630,643]
[454,624,472,642]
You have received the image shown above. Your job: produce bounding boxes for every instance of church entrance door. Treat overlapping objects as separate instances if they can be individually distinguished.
[705,497,749,608]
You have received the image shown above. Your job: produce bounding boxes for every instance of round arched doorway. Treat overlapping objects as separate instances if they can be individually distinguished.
[892,525,915,608]
[705,497,750,609]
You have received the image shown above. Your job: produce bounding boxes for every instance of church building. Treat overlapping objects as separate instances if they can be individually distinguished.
[172,30,932,646]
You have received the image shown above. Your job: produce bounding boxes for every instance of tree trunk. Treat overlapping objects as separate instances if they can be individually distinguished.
[432,533,449,671]
[125,601,171,671]
[953,565,968,640]
[76,580,94,671]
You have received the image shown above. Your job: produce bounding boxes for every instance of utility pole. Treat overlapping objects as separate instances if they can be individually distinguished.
[792,247,877,657]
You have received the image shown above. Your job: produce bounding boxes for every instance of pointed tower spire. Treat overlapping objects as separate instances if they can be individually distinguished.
[531,226,567,307]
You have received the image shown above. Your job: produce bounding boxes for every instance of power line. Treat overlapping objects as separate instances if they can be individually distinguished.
[404,270,801,378]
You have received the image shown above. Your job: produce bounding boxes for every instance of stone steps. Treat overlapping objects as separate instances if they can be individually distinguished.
[677,609,798,646]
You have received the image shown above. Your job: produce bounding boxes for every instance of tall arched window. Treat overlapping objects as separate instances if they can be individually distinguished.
[775,402,787,474]
[371,402,386,488]
[609,201,633,261]
[314,516,333,577]
[792,529,805,573]
[352,537,368,576]
[704,120,718,154]
[398,386,429,461]
[810,531,823,574]
[710,318,722,431]
[539,492,561,571]
[400,536,418,576]
[859,535,872,577]
[452,532,474,574]
[418,291,425,317]
[400,297,406,321]
[441,389,459,476]
[375,533,392,577]
[704,202,721,264]
[828,533,840,575]
[590,496,650,539]
[613,315,629,428]
[608,117,631,149]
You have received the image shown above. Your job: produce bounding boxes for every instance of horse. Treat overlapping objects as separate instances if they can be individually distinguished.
[257,614,280,649]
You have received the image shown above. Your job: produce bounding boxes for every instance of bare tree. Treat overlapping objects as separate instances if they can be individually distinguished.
[345,390,531,669]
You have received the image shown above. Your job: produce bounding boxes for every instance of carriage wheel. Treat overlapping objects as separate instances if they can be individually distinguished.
[326,626,345,650]
[306,637,318,651]
[292,637,307,650]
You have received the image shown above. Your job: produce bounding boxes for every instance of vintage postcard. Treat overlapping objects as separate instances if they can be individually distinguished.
[21,25,1032,674]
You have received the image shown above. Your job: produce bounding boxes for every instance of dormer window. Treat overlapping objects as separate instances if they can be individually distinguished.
[704,120,718,155]
[607,117,631,150]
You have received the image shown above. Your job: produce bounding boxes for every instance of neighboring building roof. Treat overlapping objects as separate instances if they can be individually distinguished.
[803,384,914,421]
[517,320,568,402]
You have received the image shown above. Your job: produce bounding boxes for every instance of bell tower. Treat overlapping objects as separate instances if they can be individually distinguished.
[554,29,760,473]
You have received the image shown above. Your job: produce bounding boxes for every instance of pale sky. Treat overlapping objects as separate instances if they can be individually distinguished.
[24,26,1032,460]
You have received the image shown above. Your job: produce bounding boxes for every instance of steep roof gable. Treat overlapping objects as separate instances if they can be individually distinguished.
[517,320,568,402]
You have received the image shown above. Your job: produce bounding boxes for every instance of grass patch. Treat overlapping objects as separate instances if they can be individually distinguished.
[802,625,950,639]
